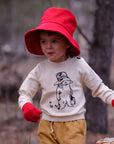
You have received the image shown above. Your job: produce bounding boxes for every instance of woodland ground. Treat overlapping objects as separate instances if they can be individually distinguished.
[0,57,114,144]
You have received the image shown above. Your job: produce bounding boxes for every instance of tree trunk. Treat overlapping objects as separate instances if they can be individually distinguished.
[85,0,114,133]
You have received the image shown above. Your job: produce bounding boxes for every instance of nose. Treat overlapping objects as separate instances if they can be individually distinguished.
[47,42,52,49]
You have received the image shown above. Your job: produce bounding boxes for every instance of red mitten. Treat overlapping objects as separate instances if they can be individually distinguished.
[112,99,114,108]
[22,102,42,122]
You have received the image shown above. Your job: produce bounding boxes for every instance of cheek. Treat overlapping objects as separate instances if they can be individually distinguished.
[40,47,46,55]
[61,46,68,53]
[40,45,45,52]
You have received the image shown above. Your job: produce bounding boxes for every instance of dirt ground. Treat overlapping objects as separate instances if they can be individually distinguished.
[0,101,114,144]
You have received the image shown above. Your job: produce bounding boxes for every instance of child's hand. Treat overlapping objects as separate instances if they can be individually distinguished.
[22,102,42,122]
[112,99,114,108]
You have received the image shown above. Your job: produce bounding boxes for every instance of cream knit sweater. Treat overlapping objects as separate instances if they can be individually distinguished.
[18,57,114,122]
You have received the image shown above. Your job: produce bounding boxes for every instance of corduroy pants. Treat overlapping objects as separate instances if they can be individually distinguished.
[37,119,86,144]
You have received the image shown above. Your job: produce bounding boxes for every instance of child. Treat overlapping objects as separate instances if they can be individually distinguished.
[18,7,114,144]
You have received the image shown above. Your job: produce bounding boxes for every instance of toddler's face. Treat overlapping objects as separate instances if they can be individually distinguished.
[39,31,71,62]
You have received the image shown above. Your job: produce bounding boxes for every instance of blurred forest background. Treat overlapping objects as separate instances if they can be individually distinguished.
[0,0,114,144]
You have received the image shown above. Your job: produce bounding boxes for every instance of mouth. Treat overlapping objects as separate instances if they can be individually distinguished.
[47,52,55,55]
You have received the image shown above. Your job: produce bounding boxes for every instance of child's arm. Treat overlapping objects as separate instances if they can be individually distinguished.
[80,58,114,105]
[18,65,42,122]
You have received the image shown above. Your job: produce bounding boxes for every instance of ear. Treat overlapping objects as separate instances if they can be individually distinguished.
[67,45,72,50]
[66,43,72,49]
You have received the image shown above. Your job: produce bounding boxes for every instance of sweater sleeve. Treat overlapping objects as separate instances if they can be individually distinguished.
[80,58,114,104]
[18,65,41,109]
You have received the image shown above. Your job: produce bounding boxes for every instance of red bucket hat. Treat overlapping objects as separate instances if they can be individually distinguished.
[24,7,80,56]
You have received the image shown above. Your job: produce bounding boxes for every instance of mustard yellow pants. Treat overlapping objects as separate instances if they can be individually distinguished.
[37,119,86,144]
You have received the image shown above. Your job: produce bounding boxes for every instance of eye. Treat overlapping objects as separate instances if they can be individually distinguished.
[40,40,46,44]
[52,39,58,43]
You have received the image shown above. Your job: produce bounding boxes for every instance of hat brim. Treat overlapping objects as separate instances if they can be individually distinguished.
[24,22,80,56]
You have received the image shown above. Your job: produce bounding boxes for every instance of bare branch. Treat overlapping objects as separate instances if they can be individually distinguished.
[77,25,92,45]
